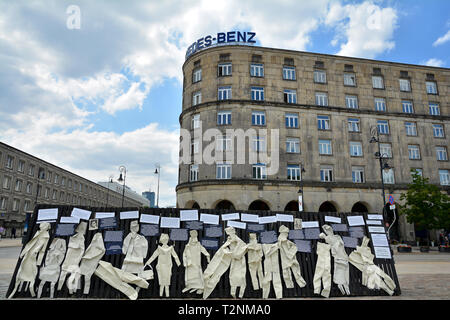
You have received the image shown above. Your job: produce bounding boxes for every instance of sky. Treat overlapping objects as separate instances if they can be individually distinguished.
[0,0,449,207]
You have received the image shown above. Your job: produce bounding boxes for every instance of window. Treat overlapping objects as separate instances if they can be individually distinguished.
[380,143,392,158]
[61,177,66,186]
[374,98,386,111]
[405,122,417,136]
[410,168,423,179]
[216,135,232,151]
[426,81,437,94]
[377,120,389,134]
[6,155,13,169]
[192,91,202,106]
[24,200,31,212]
[13,199,19,211]
[54,173,59,184]
[372,76,384,89]
[0,197,7,210]
[192,68,202,83]
[319,140,332,155]
[217,111,231,125]
[399,79,411,92]
[218,86,232,100]
[285,113,298,128]
[189,164,198,181]
[287,164,301,181]
[348,118,360,132]
[436,147,448,161]
[286,138,300,153]
[2,176,11,189]
[408,145,421,160]
[433,124,444,138]
[383,169,395,184]
[344,73,356,86]
[191,114,200,129]
[345,95,358,109]
[52,190,57,200]
[429,103,440,116]
[28,164,35,176]
[283,66,296,80]
[14,179,22,192]
[314,70,326,83]
[26,182,32,194]
[250,63,264,77]
[439,170,450,185]
[252,136,266,152]
[251,87,264,101]
[402,100,414,113]
[18,160,25,173]
[252,111,266,126]
[45,187,50,198]
[218,63,232,76]
[191,140,199,155]
[252,164,267,180]
[315,92,328,106]
[284,89,297,104]
[352,167,365,183]
[317,115,330,130]
[349,141,363,157]
[216,163,231,179]
[320,166,333,182]
[47,171,52,182]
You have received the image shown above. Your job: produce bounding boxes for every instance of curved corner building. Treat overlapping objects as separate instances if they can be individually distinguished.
[176,44,449,242]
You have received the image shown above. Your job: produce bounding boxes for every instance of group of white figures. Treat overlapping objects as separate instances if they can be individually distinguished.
[8,220,396,300]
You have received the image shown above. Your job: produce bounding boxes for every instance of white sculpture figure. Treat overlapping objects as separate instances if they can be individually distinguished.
[261,243,282,299]
[79,232,106,294]
[277,225,306,289]
[57,221,87,292]
[225,226,248,298]
[202,236,233,299]
[37,238,67,298]
[8,222,51,299]
[145,233,181,297]
[349,236,396,295]
[94,260,149,300]
[247,233,264,291]
[320,224,350,295]
[122,220,148,275]
[313,241,332,298]
[182,230,210,294]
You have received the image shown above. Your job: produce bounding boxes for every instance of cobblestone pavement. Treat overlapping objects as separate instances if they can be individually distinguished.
[1,240,449,300]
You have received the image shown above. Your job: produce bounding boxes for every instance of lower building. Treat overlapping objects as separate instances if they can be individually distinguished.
[142,191,156,207]
[98,181,150,207]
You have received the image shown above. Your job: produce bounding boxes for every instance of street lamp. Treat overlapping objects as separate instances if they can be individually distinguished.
[154,164,160,208]
[106,174,113,207]
[117,166,126,208]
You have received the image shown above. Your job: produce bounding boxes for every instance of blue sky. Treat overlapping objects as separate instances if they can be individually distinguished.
[0,0,448,206]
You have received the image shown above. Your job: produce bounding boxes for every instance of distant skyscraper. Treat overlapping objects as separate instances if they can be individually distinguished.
[142,191,156,208]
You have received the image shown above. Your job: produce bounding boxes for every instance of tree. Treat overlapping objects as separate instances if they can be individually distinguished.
[399,171,450,246]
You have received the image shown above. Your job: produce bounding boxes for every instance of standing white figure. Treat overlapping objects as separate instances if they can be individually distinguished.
[349,236,396,295]
[122,220,148,275]
[247,233,264,291]
[79,232,106,294]
[225,226,248,298]
[37,237,67,298]
[313,241,332,298]
[182,230,210,294]
[57,221,87,292]
[277,225,306,289]
[319,224,350,295]
[8,222,51,299]
[145,233,181,297]
[261,242,282,299]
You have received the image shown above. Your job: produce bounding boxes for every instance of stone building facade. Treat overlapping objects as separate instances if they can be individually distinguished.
[0,141,143,237]
[176,45,450,243]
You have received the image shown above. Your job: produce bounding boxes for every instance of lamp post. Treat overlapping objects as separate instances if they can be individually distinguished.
[297,165,306,212]
[106,175,113,207]
[117,166,127,208]
[154,164,160,208]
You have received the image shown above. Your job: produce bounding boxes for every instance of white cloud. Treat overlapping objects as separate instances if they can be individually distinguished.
[423,58,445,67]
[433,30,450,46]
[325,1,398,58]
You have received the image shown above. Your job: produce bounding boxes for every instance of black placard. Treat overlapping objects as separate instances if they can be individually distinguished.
[201,238,219,250]
[170,228,189,241]
[349,226,365,238]
[288,229,304,240]
[105,242,122,255]
[247,223,266,233]
[104,230,123,242]
[343,236,359,248]
[331,223,348,232]
[55,223,76,236]
[204,225,223,238]
[99,217,118,230]
[185,220,204,230]
[294,240,312,253]
[260,230,278,244]
[140,224,160,237]
[304,228,320,240]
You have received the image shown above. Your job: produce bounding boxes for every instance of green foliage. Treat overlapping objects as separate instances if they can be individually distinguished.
[399,171,450,236]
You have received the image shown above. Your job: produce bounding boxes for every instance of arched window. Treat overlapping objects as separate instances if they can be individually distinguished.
[248,200,270,211]
[351,202,368,213]
[215,200,235,210]
[318,201,337,212]
[284,201,299,211]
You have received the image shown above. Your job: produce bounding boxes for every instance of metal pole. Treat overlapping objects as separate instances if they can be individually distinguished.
[121,173,126,208]
[157,167,160,208]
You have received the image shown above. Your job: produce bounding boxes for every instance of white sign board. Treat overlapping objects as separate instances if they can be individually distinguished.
[180,210,198,221]
[258,216,277,224]
[298,195,303,212]
[227,220,246,230]
[221,213,240,221]
[368,226,386,233]
[347,215,365,226]
[71,208,91,220]
[374,246,392,259]
[276,214,294,222]
[302,221,319,228]
[95,212,115,219]
[160,217,180,229]
[366,220,382,225]
[240,213,259,223]
[120,211,139,220]
[37,208,58,221]
[140,214,160,224]
[200,213,220,225]
[371,233,389,247]
[325,216,341,224]
[60,216,80,224]
[390,205,396,210]
[367,214,383,220]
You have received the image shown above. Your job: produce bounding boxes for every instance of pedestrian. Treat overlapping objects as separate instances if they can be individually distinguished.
[0,226,4,240]
[439,233,444,246]
[11,227,16,239]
